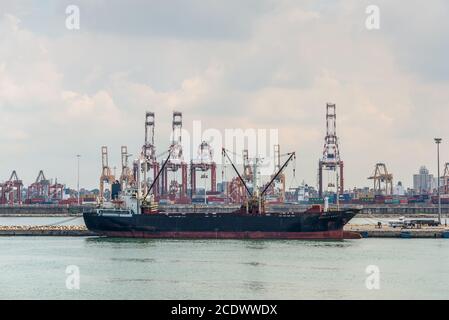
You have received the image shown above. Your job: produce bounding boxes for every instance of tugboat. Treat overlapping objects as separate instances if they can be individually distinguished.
[83,148,360,239]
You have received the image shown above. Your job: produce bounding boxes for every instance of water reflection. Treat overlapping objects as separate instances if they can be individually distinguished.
[243,240,268,250]
[84,236,158,248]
[110,257,156,263]
[242,261,266,267]
[245,280,265,292]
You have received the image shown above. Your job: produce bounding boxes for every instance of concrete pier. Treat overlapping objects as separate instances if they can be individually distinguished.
[0,224,448,238]
[0,225,96,236]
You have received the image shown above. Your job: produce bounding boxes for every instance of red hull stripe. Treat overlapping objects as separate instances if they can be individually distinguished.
[342,231,362,239]
[97,230,353,240]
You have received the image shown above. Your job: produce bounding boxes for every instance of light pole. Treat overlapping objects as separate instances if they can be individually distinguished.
[201,173,208,204]
[434,138,442,225]
[76,154,81,205]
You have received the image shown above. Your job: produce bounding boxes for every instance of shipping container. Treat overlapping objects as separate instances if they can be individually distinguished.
[385,199,400,205]
[308,197,324,204]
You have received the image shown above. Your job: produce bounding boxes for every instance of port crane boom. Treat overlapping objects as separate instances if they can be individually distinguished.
[261,152,296,197]
[143,148,173,202]
[222,148,252,197]
[223,148,295,200]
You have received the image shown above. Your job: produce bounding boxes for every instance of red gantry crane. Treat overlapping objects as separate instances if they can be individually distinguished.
[160,111,188,203]
[49,178,64,201]
[0,170,23,205]
[27,170,51,203]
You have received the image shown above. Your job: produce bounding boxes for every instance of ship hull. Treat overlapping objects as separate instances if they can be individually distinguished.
[83,209,359,240]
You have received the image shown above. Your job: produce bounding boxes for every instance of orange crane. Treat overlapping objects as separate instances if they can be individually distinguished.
[120,146,135,189]
[368,163,393,195]
[99,146,115,202]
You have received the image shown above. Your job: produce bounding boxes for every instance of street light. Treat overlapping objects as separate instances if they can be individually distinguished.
[76,154,81,205]
[201,173,208,204]
[434,138,442,225]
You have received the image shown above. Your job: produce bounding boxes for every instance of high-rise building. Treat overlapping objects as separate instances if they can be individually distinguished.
[413,166,435,194]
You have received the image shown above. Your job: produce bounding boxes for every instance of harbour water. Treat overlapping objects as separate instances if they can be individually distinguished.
[1,235,449,299]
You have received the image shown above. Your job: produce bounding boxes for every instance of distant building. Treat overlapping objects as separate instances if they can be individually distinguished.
[393,181,405,196]
[413,166,435,194]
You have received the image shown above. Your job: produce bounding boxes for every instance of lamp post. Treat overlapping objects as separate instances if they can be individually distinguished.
[201,173,208,205]
[76,154,81,205]
[434,138,442,225]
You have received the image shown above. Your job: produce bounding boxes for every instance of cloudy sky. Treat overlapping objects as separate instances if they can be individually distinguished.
[1,0,449,190]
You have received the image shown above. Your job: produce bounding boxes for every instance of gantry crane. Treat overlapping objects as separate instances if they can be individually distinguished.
[226,149,253,204]
[368,163,393,195]
[190,141,217,197]
[160,111,188,203]
[318,103,344,197]
[263,144,287,203]
[139,111,160,198]
[49,178,64,201]
[0,170,23,205]
[443,163,449,194]
[99,146,115,202]
[120,146,135,189]
[27,170,50,201]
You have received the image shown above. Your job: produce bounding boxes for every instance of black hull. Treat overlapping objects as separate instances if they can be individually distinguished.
[83,209,359,240]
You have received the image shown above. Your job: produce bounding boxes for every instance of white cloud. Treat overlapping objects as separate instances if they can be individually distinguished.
[0,2,449,190]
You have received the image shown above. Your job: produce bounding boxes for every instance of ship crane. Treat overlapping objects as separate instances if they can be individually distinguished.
[222,148,295,214]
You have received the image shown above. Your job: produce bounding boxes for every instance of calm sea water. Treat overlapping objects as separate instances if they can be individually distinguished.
[1,236,449,299]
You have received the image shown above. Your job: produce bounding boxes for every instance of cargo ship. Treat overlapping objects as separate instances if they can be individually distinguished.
[83,148,360,240]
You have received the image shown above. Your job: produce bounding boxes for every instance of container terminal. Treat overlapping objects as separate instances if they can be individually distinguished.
[1,104,449,221]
